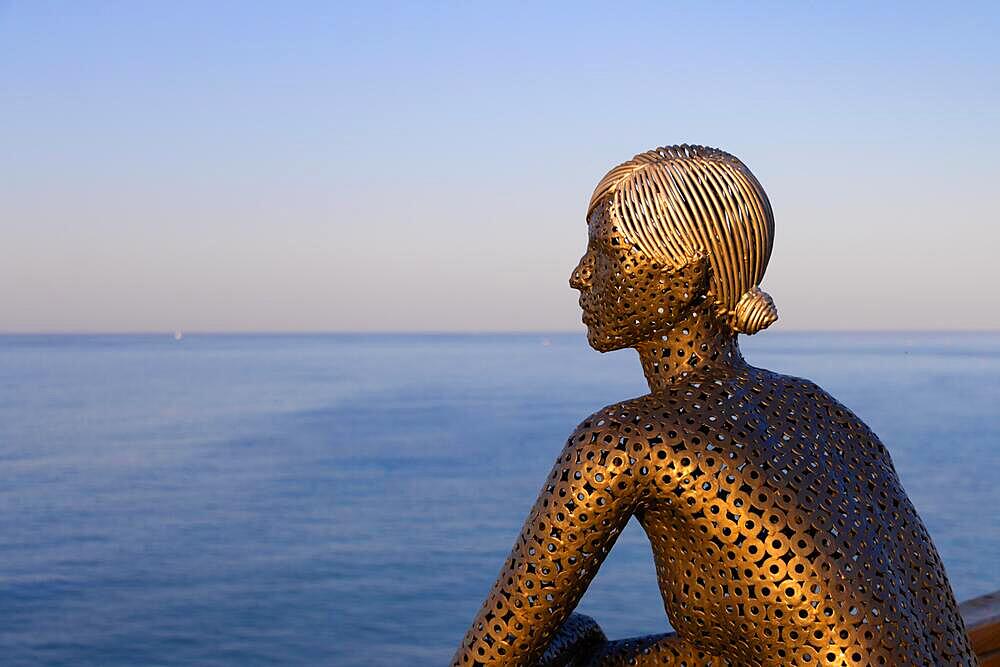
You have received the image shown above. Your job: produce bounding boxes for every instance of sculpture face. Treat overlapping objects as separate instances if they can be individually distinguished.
[570,203,709,353]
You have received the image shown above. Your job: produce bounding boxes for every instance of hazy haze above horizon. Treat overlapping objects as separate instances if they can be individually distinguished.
[2,2,998,333]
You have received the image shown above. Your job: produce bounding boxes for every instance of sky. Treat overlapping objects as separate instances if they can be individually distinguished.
[2,1,998,332]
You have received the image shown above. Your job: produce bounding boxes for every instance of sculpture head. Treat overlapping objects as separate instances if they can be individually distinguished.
[570,145,778,352]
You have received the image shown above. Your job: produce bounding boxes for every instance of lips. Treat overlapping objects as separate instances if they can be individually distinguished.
[578,295,594,326]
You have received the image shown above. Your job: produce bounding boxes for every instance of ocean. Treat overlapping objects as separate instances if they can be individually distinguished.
[0,332,997,666]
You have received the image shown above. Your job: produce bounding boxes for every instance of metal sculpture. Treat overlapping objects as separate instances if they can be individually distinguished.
[452,145,976,666]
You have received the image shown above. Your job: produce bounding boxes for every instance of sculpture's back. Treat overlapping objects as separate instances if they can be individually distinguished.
[571,368,974,666]
[453,146,976,666]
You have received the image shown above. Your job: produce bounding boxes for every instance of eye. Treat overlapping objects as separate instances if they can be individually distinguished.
[593,244,614,261]
[589,235,618,254]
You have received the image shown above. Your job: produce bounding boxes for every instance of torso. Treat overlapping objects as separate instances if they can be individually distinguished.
[593,366,975,666]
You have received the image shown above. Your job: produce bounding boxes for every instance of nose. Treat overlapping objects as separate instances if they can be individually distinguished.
[570,252,594,290]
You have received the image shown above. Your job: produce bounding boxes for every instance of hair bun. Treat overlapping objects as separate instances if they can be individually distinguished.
[732,287,778,335]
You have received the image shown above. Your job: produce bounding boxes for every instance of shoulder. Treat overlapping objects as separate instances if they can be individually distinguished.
[557,398,637,464]
[746,368,895,462]
[566,395,666,447]
[744,367,851,413]
[559,396,677,481]
[766,371,872,426]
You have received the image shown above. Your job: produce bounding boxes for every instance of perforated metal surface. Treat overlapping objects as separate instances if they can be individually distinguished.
[452,146,975,666]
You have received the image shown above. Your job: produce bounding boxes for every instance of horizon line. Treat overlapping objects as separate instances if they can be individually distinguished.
[2,328,999,336]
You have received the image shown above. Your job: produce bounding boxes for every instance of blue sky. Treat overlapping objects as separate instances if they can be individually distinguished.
[2,2,998,331]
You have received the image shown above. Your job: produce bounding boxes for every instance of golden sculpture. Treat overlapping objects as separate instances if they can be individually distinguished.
[452,145,977,666]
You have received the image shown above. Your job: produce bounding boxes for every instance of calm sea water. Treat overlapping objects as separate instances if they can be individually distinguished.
[0,333,997,666]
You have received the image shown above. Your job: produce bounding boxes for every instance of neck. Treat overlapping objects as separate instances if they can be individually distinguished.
[636,302,745,392]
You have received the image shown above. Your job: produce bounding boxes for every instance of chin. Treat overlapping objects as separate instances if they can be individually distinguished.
[586,329,626,353]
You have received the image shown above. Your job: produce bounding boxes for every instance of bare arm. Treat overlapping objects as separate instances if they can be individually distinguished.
[451,419,638,666]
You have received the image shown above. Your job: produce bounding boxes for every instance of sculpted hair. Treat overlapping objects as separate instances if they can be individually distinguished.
[588,144,778,335]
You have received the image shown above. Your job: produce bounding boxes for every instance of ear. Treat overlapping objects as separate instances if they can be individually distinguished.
[657,251,710,303]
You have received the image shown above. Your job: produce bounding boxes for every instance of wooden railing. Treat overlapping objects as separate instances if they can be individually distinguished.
[962,591,1000,666]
